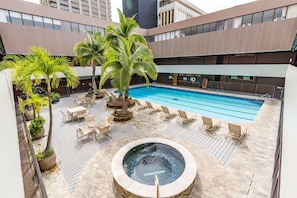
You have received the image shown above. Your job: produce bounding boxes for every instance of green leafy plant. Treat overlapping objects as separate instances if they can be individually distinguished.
[36,147,54,161]
[51,92,61,103]
[29,116,45,138]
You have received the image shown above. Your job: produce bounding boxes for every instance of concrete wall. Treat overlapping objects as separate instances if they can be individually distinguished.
[281,65,297,197]
[0,69,24,198]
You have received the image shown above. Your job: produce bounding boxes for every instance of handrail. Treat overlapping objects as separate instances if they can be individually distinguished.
[155,175,159,198]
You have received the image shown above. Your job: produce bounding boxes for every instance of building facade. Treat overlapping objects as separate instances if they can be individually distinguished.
[122,0,157,29]
[158,0,206,26]
[40,0,111,20]
[1,0,297,197]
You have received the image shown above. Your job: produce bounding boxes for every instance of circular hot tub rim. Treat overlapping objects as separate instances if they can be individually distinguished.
[112,138,197,198]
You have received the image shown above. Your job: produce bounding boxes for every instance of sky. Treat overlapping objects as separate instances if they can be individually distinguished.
[24,0,257,22]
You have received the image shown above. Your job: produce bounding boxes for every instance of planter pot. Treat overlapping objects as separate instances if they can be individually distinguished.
[32,127,45,140]
[24,109,34,121]
[38,152,56,171]
[112,110,133,122]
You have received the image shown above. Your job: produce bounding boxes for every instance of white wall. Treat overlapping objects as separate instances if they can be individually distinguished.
[0,69,24,198]
[280,65,297,197]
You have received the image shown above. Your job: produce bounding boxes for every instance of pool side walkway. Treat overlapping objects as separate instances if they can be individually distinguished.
[35,89,281,198]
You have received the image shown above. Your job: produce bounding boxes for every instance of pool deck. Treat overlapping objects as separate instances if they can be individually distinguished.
[35,86,281,198]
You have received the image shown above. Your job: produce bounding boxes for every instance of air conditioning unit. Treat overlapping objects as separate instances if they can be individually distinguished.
[241,23,251,27]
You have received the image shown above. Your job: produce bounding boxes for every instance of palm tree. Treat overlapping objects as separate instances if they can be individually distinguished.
[2,46,79,154]
[100,18,158,114]
[74,31,106,93]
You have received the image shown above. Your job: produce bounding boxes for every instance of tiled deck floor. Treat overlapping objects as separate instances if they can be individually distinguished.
[35,88,281,198]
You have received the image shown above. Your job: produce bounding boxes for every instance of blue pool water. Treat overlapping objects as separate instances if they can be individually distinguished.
[128,86,264,122]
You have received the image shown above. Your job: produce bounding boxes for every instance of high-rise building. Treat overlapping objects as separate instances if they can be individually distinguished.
[122,0,157,28]
[40,0,112,20]
[158,0,206,26]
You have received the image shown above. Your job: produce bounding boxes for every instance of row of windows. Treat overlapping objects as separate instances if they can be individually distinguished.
[0,9,105,35]
[148,4,297,43]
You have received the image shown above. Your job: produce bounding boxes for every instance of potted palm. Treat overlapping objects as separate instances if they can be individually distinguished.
[1,46,79,171]
[99,9,157,121]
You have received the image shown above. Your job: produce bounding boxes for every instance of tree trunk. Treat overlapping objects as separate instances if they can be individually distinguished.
[91,59,97,94]
[122,88,129,113]
[45,80,52,153]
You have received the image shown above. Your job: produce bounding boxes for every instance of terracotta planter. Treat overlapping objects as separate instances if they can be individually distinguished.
[24,109,34,121]
[32,127,45,140]
[112,110,133,122]
[38,152,56,171]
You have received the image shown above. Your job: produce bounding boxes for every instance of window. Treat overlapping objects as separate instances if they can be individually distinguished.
[216,21,224,31]
[287,4,297,19]
[263,9,274,22]
[0,9,10,23]
[197,25,203,34]
[79,24,86,33]
[71,23,79,32]
[22,14,34,26]
[185,27,191,36]
[63,21,71,32]
[242,14,252,26]
[43,17,53,29]
[202,23,209,33]
[86,25,92,34]
[33,16,44,28]
[191,26,197,35]
[274,8,282,20]
[252,12,263,24]
[209,22,216,32]
[233,17,242,28]
[225,19,232,29]
[9,11,22,25]
[53,19,61,30]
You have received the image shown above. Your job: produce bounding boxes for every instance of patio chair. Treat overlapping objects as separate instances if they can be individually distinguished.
[73,110,86,121]
[177,110,196,124]
[85,114,96,127]
[145,101,160,113]
[201,116,221,133]
[60,110,73,123]
[134,99,147,109]
[95,124,112,141]
[160,106,176,119]
[107,115,114,127]
[76,125,94,141]
[226,123,247,143]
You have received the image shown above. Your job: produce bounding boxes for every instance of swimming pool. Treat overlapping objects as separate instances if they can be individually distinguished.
[128,86,263,122]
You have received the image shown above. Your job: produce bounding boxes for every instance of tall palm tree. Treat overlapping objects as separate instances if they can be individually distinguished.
[100,34,157,113]
[2,46,79,154]
[74,31,106,93]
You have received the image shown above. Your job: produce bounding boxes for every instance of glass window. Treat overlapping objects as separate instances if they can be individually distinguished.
[197,25,203,34]
[233,17,242,28]
[166,32,170,39]
[9,11,22,25]
[209,22,216,32]
[79,24,86,33]
[162,33,166,40]
[180,29,185,37]
[22,13,34,26]
[185,27,191,36]
[86,25,92,33]
[98,27,105,35]
[287,4,297,19]
[202,23,209,33]
[33,16,44,28]
[191,26,197,35]
[63,21,71,32]
[242,14,252,25]
[0,9,10,23]
[71,22,79,32]
[43,17,53,29]
[263,9,274,22]
[53,19,61,30]
[170,31,175,39]
[225,19,232,29]
[252,12,263,24]
[216,21,224,31]
[273,8,283,19]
